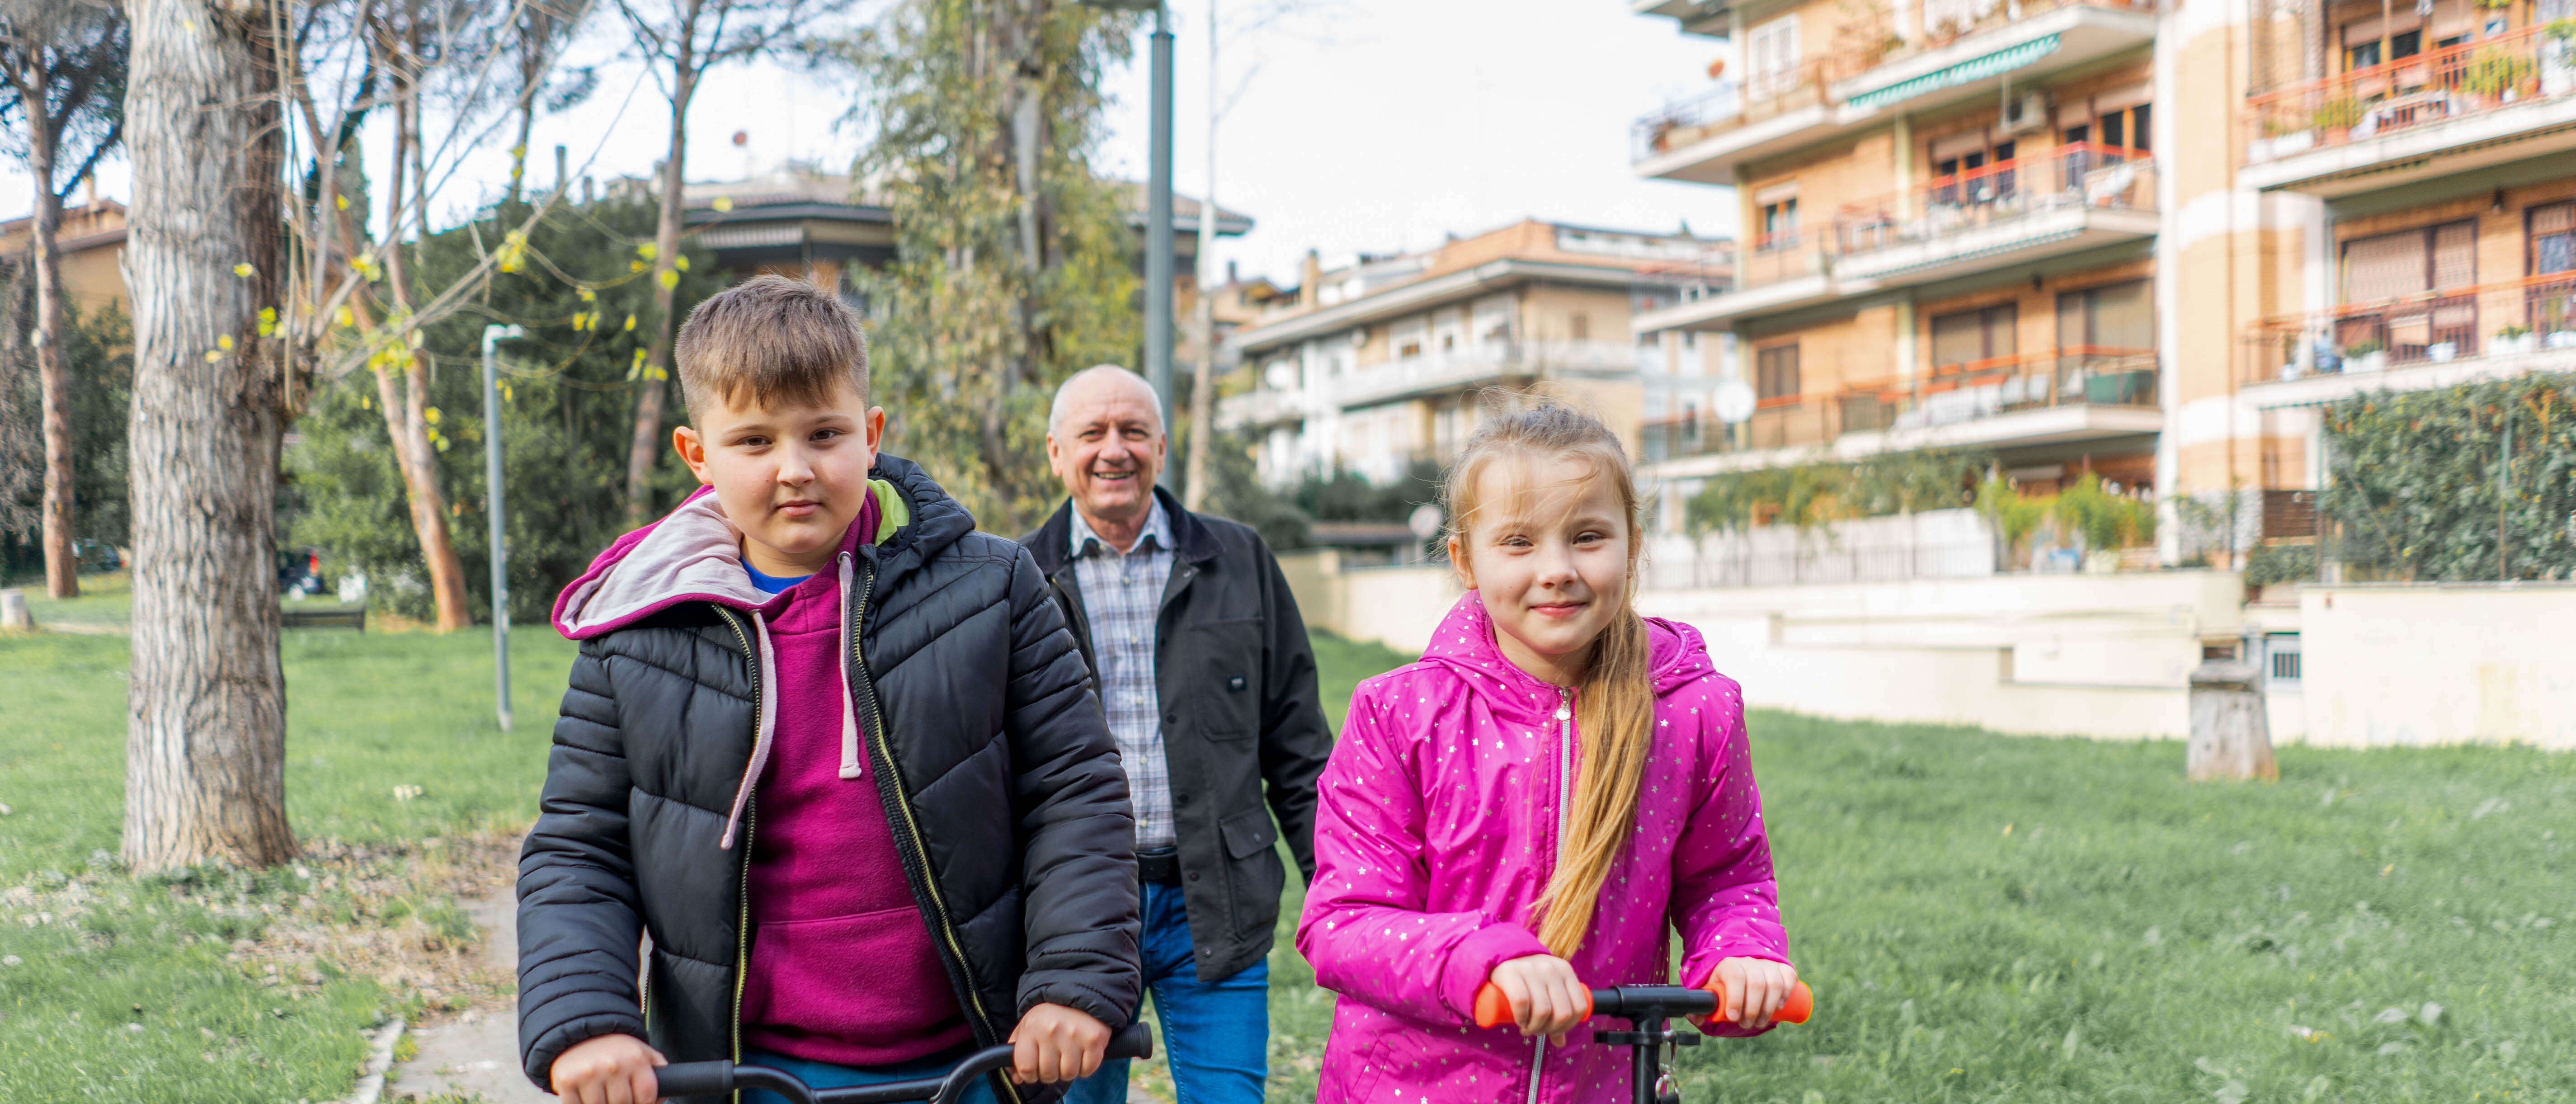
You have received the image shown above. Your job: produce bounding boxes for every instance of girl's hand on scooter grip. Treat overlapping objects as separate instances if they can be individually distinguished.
[1008,1002,1111,1085]
[1489,954,1588,1046]
[548,1033,666,1104]
[1703,957,1799,1030]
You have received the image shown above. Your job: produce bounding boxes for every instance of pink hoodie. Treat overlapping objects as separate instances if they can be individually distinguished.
[1295,593,1789,1104]
[551,485,969,1066]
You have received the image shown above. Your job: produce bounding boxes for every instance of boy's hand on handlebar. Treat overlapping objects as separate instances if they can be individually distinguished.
[1008,1002,1111,1085]
[1489,954,1587,1045]
[1699,957,1799,1030]
[550,1033,666,1104]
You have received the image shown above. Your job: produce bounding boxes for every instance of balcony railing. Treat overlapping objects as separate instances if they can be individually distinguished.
[1631,56,1853,163]
[1630,0,2163,167]
[2238,274,2576,385]
[1893,348,2159,430]
[2243,26,2576,166]
[1640,347,2158,463]
[1832,145,2155,260]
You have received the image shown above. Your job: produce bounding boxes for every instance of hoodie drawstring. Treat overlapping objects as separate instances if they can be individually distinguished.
[719,610,782,850]
[837,552,863,780]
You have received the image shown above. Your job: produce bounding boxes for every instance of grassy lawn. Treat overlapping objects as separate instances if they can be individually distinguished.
[1261,637,2576,1104]
[0,578,571,1104]
[4,599,2571,1104]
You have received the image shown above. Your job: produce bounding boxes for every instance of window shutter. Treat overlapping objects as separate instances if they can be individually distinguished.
[2342,230,2428,302]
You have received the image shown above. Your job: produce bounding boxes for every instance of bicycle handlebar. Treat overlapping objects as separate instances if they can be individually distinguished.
[650,1021,1155,1104]
[1470,980,1813,1030]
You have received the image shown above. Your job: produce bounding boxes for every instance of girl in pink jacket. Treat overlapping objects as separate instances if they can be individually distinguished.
[1296,404,1796,1104]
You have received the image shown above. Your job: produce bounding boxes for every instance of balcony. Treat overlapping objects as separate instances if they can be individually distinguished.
[2242,28,2576,196]
[1268,340,1644,412]
[1831,145,2158,284]
[1216,386,1305,429]
[2237,275,2576,405]
[1640,348,2162,473]
[1635,152,2158,335]
[1631,0,2161,185]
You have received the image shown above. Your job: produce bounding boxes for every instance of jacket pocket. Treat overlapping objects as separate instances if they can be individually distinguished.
[739,906,958,1041]
[1219,807,1277,861]
[1180,617,1263,739]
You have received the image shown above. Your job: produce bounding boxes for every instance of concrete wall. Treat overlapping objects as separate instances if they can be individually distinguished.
[2298,583,2576,750]
[1276,548,1462,655]
[1639,570,2249,740]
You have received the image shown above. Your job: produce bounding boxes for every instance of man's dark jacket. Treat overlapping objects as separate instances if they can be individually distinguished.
[1021,488,1333,984]
[517,454,1141,1102]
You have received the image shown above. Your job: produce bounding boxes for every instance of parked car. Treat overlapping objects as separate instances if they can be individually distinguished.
[71,539,122,572]
[279,549,326,598]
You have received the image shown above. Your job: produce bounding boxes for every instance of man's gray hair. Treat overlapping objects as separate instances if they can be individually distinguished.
[1048,363,1165,436]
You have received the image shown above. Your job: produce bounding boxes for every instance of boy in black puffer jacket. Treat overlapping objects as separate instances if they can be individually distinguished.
[518,276,1140,1104]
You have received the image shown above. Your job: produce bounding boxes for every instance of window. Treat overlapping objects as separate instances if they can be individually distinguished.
[2265,634,2303,684]
[1755,343,1800,401]
[2341,220,2475,302]
[1759,197,1799,250]
[1747,15,1800,100]
[2529,200,2576,276]
[1931,304,2018,369]
[2344,26,2421,70]
[2056,280,2154,352]
[1932,140,2016,204]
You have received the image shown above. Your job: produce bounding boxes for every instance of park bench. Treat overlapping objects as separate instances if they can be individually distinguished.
[280,607,366,632]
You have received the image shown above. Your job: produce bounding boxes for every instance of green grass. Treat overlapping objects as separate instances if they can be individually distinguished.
[1261,703,2576,1103]
[7,612,2573,1104]
[0,622,570,1103]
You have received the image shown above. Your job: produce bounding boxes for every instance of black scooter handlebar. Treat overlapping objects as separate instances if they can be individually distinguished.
[650,1020,1155,1104]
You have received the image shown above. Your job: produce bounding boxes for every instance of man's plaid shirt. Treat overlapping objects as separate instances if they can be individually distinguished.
[1067,499,1177,850]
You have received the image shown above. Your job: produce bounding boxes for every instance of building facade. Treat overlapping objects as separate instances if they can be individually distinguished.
[1218,219,1733,486]
[1629,0,2576,560]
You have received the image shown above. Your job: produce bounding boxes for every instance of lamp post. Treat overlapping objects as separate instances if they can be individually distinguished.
[482,324,525,731]
[1087,0,1176,484]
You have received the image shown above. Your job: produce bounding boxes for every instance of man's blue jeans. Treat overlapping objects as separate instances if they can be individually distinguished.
[1063,880,1269,1104]
[739,1043,1001,1104]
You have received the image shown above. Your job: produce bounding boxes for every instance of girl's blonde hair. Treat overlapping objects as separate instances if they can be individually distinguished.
[1442,401,1652,958]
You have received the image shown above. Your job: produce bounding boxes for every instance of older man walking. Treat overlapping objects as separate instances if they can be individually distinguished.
[1023,365,1332,1104]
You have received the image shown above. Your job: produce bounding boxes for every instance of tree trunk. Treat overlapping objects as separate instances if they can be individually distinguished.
[375,66,473,632]
[28,106,77,599]
[625,59,694,530]
[122,0,297,871]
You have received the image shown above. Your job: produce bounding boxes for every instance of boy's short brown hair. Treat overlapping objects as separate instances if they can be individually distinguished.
[673,273,869,421]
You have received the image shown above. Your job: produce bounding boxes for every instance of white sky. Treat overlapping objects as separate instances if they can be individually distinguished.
[1,1,1738,288]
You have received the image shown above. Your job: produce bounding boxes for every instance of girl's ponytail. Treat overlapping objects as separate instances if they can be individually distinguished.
[1441,400,1654,958]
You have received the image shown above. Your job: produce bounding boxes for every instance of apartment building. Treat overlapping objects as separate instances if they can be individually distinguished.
[1217,219,1733,486]
[1629,0,2576,558]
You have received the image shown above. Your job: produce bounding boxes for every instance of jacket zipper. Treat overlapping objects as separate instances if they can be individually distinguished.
[712,606,763,1104]
[1528,685,1577,1104]
[846,558,1022,1104]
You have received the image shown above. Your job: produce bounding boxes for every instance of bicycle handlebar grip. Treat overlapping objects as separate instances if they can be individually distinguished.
[650,1061,736,1099]
[1471,980,1813,1029]
[1106,1021,1157,1062]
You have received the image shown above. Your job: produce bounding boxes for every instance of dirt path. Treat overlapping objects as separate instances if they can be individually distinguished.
[386,887,550,1103]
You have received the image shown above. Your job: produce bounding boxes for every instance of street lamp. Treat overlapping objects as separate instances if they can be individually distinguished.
[1086,0,1176,486]
[481,323,525,731]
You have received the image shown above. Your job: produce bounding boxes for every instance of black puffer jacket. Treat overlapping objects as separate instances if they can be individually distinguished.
[517,454,1140,1101]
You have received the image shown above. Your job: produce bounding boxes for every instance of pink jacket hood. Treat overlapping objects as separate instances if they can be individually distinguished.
[551,484,895,848]
[1295,592,1789,1104]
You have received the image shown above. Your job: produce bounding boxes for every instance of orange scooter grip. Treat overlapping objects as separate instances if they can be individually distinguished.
[1473,981,1589,1029]
[1471,980,1813,1029]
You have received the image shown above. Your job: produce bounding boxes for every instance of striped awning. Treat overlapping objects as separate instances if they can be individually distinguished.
[1847,34,2062,111]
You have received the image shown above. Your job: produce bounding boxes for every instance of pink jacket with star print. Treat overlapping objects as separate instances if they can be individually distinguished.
[1295,593,1789,1104]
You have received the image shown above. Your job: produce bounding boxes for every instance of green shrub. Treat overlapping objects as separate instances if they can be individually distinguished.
[2309,96,2362,130]
[2464,47,2536,96]
[2243,542,2317,586]
[2322,371,2576,580]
